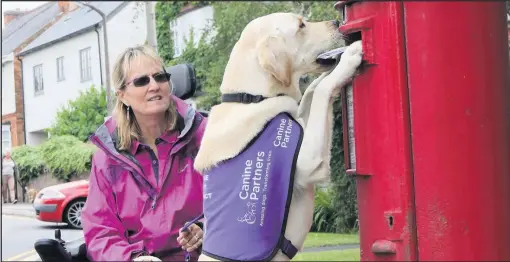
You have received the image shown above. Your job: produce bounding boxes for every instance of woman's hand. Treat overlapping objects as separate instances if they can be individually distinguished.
[177,223,203,252]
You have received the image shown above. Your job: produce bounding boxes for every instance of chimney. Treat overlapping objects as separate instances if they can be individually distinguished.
[58,1,79,13]
[3,9,27,25]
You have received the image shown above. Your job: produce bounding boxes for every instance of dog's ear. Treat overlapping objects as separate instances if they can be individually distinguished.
[256,35,292,87]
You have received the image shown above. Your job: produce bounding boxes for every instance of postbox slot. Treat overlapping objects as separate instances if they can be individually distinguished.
[345,31,362,45]
[339,16,375,64]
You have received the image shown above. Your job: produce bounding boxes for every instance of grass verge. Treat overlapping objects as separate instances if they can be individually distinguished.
[293,248,361,261]
[304,232,360,248]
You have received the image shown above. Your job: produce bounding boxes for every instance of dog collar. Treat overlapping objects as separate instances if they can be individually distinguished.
[221,93,285,104]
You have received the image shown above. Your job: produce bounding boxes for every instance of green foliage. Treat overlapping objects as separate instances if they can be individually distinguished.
[11,136,96,184]
[311,188,337,233]
[47,86,107,142]
[155,1,358,232]
[38,136,96,182]
[11,145,45,186]
[156,1,186,62]
[11,87,101,185]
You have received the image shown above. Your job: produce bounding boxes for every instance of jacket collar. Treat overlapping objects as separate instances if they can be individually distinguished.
[92,95,198,155]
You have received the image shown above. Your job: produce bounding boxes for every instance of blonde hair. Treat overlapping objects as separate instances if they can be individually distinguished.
[112,45,178,151]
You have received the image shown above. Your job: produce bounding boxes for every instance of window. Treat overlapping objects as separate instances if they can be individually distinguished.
[79,47,92,82]
[170,20,182,57]
[33,64,44,96]
[2,125,12,154]
[56,56,65,81]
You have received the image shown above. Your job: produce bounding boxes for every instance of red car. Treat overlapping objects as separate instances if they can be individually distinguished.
[33,180,89,229]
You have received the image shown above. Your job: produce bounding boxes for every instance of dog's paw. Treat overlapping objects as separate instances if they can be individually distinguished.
[344,40,363,58]
[333,41,363,77]
[341,41,363,69]
[323,41,363,93]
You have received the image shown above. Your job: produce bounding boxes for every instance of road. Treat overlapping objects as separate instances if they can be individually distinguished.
[1,215,83,261]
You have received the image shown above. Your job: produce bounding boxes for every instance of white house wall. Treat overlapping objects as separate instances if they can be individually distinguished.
[172,6,214,57]
[1,61,16,115]
[22,30,102,145]
[97,1,148,88]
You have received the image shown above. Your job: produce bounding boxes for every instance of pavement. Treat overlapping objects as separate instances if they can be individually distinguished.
[1,203,359,260]
[2,203,36,217]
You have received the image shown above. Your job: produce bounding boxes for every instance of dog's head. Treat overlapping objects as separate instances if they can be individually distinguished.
[221,12,344,101]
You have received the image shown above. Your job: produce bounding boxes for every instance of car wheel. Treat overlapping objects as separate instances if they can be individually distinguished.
[64,199,86,229]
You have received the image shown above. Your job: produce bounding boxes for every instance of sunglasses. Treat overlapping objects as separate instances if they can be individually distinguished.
[124,71,171,88]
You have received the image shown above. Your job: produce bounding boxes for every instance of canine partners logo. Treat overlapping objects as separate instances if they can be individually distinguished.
[237,201,257,224]
[236,116,294,226]
[236,151,266,225]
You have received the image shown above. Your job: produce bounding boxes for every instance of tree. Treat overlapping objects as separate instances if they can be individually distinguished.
[47,86,107,142]
[156,1,358,233]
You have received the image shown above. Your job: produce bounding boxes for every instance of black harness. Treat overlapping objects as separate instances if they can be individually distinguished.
[221,93,285,104]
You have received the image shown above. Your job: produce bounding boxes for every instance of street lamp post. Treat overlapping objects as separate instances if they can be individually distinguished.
[77,1,113,115]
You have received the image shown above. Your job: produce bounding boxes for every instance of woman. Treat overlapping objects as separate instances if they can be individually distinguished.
[2,149,17,204]
[82,45,207,261]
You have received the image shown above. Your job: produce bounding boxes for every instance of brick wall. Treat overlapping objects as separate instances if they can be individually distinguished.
[11,56,25,146]
[28,171,89,192]
[1,113,21,148]
[3,10,27,26]
[15,171,89,203]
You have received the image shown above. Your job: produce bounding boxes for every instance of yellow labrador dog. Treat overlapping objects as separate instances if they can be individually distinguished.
[194,13,363,262]
[135,12,363,262]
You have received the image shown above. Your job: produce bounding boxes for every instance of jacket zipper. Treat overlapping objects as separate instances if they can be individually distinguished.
[123,152,159,210]
[144,137,184,210]
[152,140,182,209]
[90,135,158,209]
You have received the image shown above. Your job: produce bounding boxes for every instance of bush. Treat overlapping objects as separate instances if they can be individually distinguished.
[11,145,45,187]
[311,187,337,233]
[47,86,107,142]
[38,136,96,182]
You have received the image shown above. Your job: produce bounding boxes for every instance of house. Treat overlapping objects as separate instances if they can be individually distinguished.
[168,3,214,110]
[1,2,71,152]
[18,1,156,146]
[170,4,214,58]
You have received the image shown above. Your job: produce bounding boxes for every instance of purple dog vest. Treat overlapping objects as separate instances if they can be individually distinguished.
[201,112,304,261]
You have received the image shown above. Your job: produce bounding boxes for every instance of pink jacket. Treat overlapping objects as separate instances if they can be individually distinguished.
[82,95,207,261]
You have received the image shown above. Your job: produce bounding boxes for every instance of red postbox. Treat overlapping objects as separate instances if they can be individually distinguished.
[335,1,510,261]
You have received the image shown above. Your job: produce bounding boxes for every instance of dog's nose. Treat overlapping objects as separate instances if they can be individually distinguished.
[332,20,340,27]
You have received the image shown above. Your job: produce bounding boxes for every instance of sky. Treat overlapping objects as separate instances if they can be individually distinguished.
[2,1,48,29]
